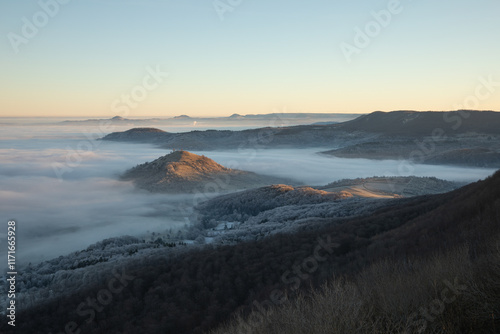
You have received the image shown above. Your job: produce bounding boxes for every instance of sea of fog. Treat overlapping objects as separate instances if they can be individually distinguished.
[0,121,497,268]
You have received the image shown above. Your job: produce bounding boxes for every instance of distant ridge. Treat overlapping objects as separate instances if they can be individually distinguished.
[320,111,500,167]
[58,112,359,126]
[101,110,500,167]
[60,115,134,124]
[337,110,500,135]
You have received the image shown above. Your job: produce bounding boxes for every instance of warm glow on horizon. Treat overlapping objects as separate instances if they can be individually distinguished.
[1,1,499,118]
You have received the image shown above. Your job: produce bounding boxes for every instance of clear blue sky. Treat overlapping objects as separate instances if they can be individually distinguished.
[1,0,499,117]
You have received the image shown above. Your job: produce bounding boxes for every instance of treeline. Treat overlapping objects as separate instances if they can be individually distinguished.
[2,171,500,334]
[0,235,191,313]
[212,234,500,333]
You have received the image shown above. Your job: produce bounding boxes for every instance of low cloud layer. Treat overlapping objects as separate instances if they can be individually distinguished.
[0,127,190,267]
[194,149,496,186]
[0,124,496,268]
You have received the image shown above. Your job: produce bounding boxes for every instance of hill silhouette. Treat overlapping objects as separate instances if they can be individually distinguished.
[336,110,500,135]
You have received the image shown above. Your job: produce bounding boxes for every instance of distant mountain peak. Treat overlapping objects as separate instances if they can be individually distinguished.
[111,116,126,120]
[173,115,191,119]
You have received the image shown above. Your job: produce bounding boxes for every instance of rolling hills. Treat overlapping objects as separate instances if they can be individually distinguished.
[102,110,500,168]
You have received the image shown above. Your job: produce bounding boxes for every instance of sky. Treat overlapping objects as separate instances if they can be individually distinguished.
[1,0,499,118]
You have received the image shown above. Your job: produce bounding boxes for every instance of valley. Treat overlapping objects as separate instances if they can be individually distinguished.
[1,110,499,334]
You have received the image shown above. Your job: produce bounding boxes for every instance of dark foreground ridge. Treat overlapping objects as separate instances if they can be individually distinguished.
[6,170,500,334]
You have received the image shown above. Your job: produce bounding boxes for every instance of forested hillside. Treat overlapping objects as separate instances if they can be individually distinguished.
[2,171,499,334]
